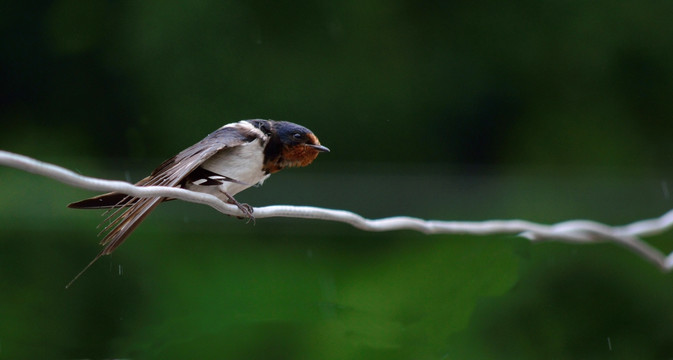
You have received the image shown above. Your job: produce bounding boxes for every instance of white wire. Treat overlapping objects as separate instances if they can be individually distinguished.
[1,150,671,271]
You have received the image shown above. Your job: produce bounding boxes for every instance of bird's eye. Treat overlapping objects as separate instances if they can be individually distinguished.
[292,133,303,139]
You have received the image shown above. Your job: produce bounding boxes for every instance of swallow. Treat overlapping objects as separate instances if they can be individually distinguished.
[66,119,329,287]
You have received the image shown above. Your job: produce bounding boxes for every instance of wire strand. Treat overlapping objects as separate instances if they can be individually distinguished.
[1,149,671,271]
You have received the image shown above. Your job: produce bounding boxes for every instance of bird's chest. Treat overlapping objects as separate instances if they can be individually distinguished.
[200,140,269,195]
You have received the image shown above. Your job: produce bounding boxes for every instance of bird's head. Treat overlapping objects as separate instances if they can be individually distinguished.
[258,120,329,173]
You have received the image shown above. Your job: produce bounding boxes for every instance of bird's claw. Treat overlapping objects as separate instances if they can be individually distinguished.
[237,202,255,224]
[225,198,255,224]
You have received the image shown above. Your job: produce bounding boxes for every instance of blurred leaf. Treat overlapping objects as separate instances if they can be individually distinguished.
[304,237,519,359]
[109,234,518,359]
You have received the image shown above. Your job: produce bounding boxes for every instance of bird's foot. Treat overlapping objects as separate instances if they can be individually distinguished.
[235,202,255,224]
[222,192,255,224]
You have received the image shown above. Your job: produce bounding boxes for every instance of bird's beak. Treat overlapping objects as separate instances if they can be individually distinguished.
[308,144,330,152]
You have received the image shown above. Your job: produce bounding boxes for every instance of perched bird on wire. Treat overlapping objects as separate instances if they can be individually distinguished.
[66,119,329,287]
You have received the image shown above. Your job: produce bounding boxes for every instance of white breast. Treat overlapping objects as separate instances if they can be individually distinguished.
[199,138,270,196]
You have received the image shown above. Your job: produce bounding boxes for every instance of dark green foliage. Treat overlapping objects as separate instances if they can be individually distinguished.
[3,1,673,358]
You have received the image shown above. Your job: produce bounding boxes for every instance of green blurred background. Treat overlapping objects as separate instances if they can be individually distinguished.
[3,0,673,358]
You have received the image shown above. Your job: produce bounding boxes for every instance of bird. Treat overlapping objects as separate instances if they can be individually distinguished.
[66,119,329,287]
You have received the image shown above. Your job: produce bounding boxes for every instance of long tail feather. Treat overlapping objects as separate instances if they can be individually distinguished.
[68,192,137,209]
[99,197,163,249]
[66,196,164,288]
[65,250,106,289]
